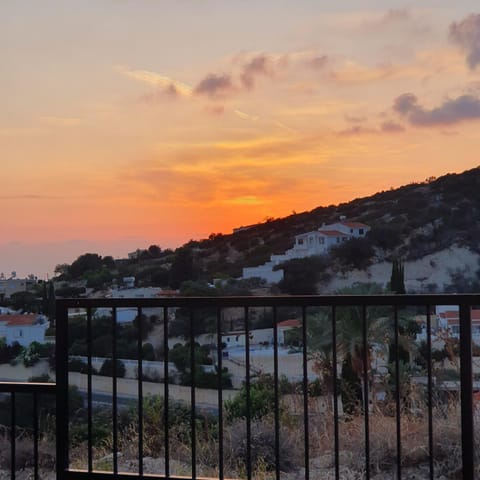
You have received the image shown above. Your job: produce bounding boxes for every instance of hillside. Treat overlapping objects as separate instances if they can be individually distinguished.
[56,167,480,294]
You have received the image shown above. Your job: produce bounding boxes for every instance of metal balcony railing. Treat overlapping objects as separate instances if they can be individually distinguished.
[0,381,56,480]
[2,294,480,479]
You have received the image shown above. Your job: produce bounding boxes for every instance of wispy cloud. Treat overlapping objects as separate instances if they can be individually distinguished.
[224,195,265,206]
[393,92,480,126]
[117,65,193,97]
[338,121,405,136]
[381,121,405,133]
[239,54,276,89]
[450,14,480,70]
[233,110,259,122]
[40,116,82,127]
[338,125,375,136]
[0,194,65,200]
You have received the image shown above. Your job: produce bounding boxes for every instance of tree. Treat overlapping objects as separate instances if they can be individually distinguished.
[330,237,374,270]
[9,291,39,312]
[147,245,162,257]
[69,253,104,279]
[306,311,341,396]
[390,259,406,294]
[276,256,330,294]
[169,247,195,289]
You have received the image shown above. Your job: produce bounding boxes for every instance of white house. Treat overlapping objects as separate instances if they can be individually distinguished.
[0,314,50,347]
[242,219,370,283]
[222,319,301,348]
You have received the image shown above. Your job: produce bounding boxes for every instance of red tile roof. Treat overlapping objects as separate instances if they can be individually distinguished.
[341,221,369,228]
[0,314,38,326]
[278,319,301,328]
[440,310,480,323]
[318,230,348,237]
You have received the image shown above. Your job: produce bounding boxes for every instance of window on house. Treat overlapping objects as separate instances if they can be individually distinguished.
[350,228,353,233]
[359,228,364,235]
[298,238,304,245]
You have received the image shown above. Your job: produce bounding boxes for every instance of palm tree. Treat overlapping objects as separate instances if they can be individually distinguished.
[307,310,334,394]
[307,283,418,413]
[335,283,391,411]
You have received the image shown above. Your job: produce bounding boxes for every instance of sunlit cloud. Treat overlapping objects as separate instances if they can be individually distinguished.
[117,65,193,97]
[233,109,259,122]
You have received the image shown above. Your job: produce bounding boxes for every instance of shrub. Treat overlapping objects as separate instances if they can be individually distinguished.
[224,417,301,473]
[276,256,330,294]
[99,358,126,378]
[225,375,276,420]
[330,237,374,270]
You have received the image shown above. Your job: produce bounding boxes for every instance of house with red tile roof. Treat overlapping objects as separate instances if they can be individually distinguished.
[0,313,49,347]
[437,308,480,338]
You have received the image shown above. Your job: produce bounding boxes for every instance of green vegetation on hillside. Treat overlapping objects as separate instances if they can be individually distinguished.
[51,167,480,293]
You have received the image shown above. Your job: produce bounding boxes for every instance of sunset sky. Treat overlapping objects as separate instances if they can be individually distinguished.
[2,1,480,277]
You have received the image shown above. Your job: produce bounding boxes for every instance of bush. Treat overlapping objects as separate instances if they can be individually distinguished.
[330,237,374,270]
[68,358,97,374]
[99,358,126,378]
[225,375,276,420]
[225,417,300,473]
[276,256,331,294]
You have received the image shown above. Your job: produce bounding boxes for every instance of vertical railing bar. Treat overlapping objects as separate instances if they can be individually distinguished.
[245,306,252,480]
[56,302,69,480]
[216,307,224,480]
[362,304,370,479]
[33,391,39,480]
[11,391,16,480]
[394,305,402,480]
[273,306,280,480]
[301,306,310,480]
[163,306,170,478]
[137,306,144,476]
[87,307,93,473]
[190,308,196,479]
[426,305,434,480]
[459,303,474,479]
[112,307,118,475]
[332,305,340,480]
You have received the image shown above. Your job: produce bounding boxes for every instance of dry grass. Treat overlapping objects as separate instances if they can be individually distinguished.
[3,397,478,479]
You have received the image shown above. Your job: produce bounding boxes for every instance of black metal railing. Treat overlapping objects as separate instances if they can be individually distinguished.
[0,381,56,480]
[3,294,479,479]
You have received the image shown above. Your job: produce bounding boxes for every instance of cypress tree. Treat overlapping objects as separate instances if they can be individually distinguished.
[390,259,406,294]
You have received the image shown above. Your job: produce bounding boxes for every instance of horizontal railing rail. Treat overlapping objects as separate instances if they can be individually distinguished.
[55,294,480,480]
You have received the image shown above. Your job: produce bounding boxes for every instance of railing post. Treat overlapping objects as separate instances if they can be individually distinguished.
[56,301,69,480]
[459,303,474,479]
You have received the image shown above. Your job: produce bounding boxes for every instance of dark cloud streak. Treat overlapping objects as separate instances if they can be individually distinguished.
[194,74,234,98]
